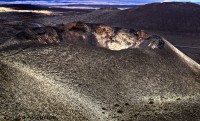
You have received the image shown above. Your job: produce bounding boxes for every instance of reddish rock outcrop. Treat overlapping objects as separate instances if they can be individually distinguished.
[62,22,161,50]
[0,22,165,51]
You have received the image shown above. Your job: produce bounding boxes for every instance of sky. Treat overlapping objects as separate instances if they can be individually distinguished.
[0,0,199,8]
[0,0,199,4]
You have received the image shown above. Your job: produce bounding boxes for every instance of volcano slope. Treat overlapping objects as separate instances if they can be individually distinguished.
[77,2,200,32]
[0,22,200,121]
[74,2,200,63]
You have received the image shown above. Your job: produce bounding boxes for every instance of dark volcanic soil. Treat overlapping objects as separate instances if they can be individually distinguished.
[0,3,200,121]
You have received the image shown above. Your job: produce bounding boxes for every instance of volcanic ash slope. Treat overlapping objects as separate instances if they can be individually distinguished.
[0,22,200,121]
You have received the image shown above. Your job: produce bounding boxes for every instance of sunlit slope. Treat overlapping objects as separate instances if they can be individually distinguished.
[0,36,200,121]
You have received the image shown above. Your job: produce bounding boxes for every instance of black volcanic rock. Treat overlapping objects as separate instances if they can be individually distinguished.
[0,26,60,51]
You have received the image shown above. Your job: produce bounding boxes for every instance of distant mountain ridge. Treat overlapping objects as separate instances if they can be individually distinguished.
[80,2,200,33]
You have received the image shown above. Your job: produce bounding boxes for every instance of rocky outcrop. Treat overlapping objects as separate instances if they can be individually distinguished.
[0,22,165,51]
[0,26,60,51]
[62,22,163,50]
[0,21,45,44]
[16,26,60,44]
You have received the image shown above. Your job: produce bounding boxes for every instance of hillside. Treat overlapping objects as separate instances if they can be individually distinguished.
[74,2,200,63]
[80,2,200,33]
[0,22,200,120]
[0,3,200,121]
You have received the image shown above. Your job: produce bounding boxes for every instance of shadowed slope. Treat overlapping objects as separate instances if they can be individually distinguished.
[78,2,200,33]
